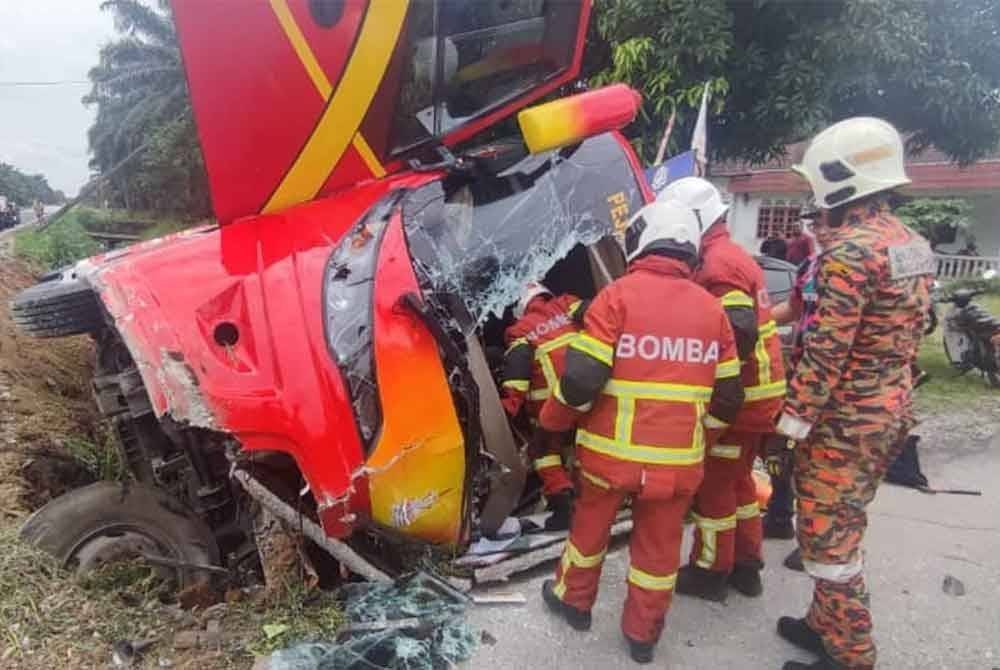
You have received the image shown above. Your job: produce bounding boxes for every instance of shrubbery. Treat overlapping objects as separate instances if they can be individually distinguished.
[13,211,100,270]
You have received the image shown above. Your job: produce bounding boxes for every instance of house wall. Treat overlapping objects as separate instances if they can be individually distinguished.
[711,180,807,254]
[714,179,1000,258]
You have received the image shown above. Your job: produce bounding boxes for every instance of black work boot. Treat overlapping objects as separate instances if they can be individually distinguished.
[728,561,764,597]
[544,491,574,532]
[625,636,655,664]
[776,616,824,655]
[541,580,591,631]
[781,649,847,669]
[784,548,805,572]
[763,517,796,540]
[674,565,728,602]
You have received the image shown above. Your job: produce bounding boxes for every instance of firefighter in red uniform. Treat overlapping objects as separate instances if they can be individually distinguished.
[659,177,787,601]
[538,201,745,664]
[500,282,586,530]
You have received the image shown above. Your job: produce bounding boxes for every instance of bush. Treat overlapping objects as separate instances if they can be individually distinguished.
[13,212,100,270]
[940,275,1000,295]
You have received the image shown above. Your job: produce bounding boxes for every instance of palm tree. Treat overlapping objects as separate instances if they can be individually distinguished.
[83,0,203,213]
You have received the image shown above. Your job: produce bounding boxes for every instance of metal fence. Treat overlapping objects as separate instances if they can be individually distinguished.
[935,254,1000,279]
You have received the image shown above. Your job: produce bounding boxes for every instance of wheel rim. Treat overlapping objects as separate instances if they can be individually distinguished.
[65,523,182,586]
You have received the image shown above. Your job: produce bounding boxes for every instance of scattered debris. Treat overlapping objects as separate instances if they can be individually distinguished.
[471,592,527,606]
[266,572,477,670]
[942,574,966,597]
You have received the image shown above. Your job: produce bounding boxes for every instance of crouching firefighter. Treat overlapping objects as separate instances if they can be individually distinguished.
[537,201,744,664]
[659,177,786,601]
[501,282,587,530]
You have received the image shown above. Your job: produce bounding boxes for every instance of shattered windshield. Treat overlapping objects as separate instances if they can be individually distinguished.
[403,133,645,331]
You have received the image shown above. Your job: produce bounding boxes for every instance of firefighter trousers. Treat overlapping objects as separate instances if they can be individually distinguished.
[551,471,693,644]
[795,416,905,670]
[532,432,573,496]
[689,429,763,573]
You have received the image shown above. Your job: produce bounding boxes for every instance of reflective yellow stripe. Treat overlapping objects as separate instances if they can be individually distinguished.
[529,388,551,401]
[603,379,712,402]
[628,566,677,591]
[759,320,779,337]
[736,502,760,520]
[571,333,614,366]
[537,333,578,355]
[709,444,741,459]
[263,0,407,212]
[534,455,562,470]
[568,300,583,316]
[744,379,787,402]
[554,541,606,598]
[720,290,754,308]
[715,357,740,378]
[754,332,773,388]
[693,513,736,569]
[502,379,530,392]
[581,470,610,490]
[505,337,529,354]
[703,414,729,430]
[578,429,704,466]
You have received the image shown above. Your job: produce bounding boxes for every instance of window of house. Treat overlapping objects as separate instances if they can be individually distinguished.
[756,200,804,239]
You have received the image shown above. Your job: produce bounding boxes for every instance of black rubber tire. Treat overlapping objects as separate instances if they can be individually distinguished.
[9,268,104,337]
[20,481,220,589]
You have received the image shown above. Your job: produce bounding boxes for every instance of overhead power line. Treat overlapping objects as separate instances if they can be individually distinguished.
[0,80,90,87]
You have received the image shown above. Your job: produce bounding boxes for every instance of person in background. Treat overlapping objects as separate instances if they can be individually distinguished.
[786,221,816,266]
[774,117,934,670]
[537,201,743,664]
[760,234,789,261]
[500,282,586,531]
[659,176,786,603]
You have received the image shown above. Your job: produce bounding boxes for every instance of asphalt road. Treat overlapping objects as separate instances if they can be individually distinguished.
[468,431,1000,669]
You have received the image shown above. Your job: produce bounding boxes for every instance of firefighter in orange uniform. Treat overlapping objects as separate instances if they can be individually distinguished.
[659,177,786,601]
[500,283,586,530]
[538,201,745,664]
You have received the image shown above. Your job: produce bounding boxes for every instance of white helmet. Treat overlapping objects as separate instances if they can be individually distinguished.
[792,117,910,209]
[624,201,702,263]
[513,281,552,319]
[656,176,729,231]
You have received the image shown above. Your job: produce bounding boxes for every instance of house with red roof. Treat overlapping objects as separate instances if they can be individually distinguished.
[710,142,1000,264]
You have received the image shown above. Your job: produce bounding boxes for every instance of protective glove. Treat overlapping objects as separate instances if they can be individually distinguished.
[763,433,795,478]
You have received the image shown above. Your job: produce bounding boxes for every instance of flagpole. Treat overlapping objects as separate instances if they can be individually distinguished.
[654,107,677,166]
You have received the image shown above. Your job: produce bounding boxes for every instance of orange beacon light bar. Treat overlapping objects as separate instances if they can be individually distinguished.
[517,84,642,154]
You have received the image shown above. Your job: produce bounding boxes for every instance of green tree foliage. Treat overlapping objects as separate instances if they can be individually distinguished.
[588,0,1000,165]
[84,0,209,218]
[896,198,975,249]
[0,163,65,206]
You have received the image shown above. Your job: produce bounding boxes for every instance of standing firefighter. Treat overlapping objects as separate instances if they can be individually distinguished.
[775,117,934,670]
[660,177,786,601]
[500,283,586,530]
[538,201,744,664]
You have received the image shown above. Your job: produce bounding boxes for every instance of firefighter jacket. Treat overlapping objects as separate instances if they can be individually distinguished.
[501,294,585,418]
[695,224,786,433]
[783,200,933,431]
[539,255,745,495]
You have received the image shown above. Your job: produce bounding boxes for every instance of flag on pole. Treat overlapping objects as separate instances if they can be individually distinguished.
[653,107,677,167]
[691,82,711,177]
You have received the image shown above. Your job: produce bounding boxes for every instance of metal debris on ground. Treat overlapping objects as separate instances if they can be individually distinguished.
[267,572,477,670]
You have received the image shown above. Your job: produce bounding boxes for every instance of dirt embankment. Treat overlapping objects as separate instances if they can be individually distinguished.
[0,234,100,515]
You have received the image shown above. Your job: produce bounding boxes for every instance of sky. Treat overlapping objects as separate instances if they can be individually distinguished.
[0,1,115,196]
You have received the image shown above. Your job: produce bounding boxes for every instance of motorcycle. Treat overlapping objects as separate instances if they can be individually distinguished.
[939,269,1000,387]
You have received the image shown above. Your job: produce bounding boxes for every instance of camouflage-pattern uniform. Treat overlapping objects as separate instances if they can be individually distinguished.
[784,199,933,669]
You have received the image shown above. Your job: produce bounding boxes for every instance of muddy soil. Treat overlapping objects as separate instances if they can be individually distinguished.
[0,231,102,515]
